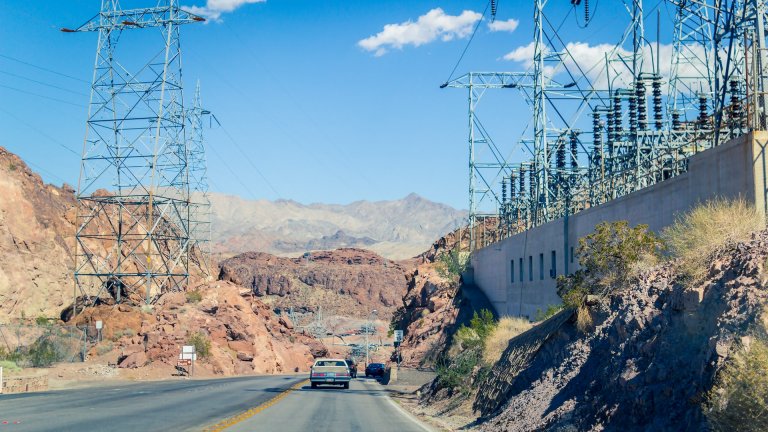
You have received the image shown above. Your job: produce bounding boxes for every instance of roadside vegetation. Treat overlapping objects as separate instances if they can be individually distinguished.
[663,198,763,282]
[435,247,470,283]
[556,221,664,332]
[187,331,212,359]
[704,330,768,432]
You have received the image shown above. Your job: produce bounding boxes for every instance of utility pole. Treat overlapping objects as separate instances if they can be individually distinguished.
[365,309,377,366]
[64,0,204,312]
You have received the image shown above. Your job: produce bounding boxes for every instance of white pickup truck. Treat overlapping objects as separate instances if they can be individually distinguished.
[309,358,351,389]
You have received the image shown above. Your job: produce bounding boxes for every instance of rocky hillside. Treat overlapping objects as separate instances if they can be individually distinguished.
[73,280,325,375]
[0,147,77,320]
[210,192,466,260]
[218,248,411,319]
[475,233,768,430]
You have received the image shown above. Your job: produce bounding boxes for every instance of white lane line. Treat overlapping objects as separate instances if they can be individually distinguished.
[360,379,434,432]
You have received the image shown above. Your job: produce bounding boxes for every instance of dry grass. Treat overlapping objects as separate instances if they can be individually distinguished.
[663,198,764,281]
[705,335,768,432]
[576,306,593,333]
[482,317,533,365]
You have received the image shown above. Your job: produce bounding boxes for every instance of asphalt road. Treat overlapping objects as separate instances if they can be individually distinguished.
[0,375,431,432]
[0,375,304,432]
[225,376,431,432]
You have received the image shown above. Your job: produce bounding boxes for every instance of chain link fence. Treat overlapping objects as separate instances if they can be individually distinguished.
[0,324,96,367]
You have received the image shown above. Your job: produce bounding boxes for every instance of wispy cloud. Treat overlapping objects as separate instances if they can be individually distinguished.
[185,0,265,22]
[488,18,519,33]
[358,8,482,57]
[502,41,710,92]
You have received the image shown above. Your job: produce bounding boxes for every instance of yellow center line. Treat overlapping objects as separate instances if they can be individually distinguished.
[203,379,309,432]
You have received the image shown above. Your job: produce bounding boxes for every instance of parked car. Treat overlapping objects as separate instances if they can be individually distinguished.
[365,362,385,378]
[345,358,358,378]
[310,358,351,389]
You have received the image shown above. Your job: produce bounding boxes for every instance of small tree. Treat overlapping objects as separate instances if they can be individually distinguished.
[187,332,211,359]
[435,248,470,282]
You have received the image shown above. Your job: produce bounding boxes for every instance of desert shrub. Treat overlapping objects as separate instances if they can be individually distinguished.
[35,316,51,326]
[557,221,663,310]
[436,248,470,282]
[483,317,532,365]
[704,336,768,432]
[0,360,21,372]
[575,306,593,333]
[535,304,565,321]
[664,198,764,282]
[186,290,203,304]
[436,349,481,392]
[187,331,211,359]
[96,342,114,356]
[0,347,24,364]
[27,338,63,367]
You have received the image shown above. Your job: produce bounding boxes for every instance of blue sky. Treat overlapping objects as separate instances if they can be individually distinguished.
[0,0,671,209]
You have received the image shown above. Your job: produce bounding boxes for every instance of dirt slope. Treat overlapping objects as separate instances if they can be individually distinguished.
[477,232,768,431]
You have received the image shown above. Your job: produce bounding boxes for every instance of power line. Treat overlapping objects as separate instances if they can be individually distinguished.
[0,106,80,156]
[215,121,282,198]
[206,141,263,200]
[0,53,91,84]
[0,70,89,97]
[0,83,85,108]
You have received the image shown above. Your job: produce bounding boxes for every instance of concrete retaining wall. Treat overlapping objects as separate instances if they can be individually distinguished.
[471,132,768,319]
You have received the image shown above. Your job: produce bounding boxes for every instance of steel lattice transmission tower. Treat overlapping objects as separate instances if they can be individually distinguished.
[188,81,212,277]
[65,0,204,310]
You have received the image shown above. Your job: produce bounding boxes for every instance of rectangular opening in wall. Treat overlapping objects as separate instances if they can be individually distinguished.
[551,250,556,278]
[519,257,523,282]
[539,253,544,280]
[510,260,515,283]
[570,246,574,264]
[528,256,533,281]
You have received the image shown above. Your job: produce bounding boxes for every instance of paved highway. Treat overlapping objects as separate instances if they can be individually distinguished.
[224,377,431,432]
[0,375,431,432]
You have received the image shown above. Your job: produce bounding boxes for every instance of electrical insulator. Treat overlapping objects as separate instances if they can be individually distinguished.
[501,178,507,205]
[606,111,614,145]
[585,0,589,23]
[570,132,578,170]
[510,173,516,202]
[592,111,602,164]
[491,0,498,18]
[628,92,637,134]
[613,94,623,136]
[652,77,663,130]
[697,94,708,129]
[519,165,526,201]
[636,81,647,131]
[529,164,536,202]
[730,79,743,130]
[672,111,681,130]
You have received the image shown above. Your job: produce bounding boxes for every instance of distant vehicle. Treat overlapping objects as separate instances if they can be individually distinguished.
[365,362,385,378]
[345,358,358,378]
[310,358,351,389]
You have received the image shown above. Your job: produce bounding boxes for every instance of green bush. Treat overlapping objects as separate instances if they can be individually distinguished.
[705,336,768,432]
[186,290,203,304]
[535,304,565,321]
[436,349,480,391]
[557,221,663,309]
[435,248,470,282]
[35,316,51,326]
[187,331,211,359]
[28,338,62,367]
[0,360,21,372]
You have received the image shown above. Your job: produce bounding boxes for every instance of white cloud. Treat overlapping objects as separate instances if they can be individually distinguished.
[488,18,519,33]
[502,41,712,93]
[358,8,482,57]
[185,0,265,21]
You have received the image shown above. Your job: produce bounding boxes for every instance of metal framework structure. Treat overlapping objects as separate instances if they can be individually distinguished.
[188,81,212,277]
[66,0,204,311]
[450,0,767,253]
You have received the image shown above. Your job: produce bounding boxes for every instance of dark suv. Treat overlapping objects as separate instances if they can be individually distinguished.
[365,362,385,378]
[345,358,358,378]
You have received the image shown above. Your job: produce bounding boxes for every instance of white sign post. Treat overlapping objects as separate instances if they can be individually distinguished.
[394,330,403,343]
[95,320,103,342]
[180,345,196,377]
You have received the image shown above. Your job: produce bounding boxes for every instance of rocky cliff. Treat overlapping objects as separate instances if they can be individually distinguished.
[0,147,77,319]
[218,248,411,319]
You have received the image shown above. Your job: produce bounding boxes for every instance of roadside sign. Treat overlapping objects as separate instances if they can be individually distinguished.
[182,345,195,354]
[177,359,192,366]
[95,320,103,330]
[394,330,403,342]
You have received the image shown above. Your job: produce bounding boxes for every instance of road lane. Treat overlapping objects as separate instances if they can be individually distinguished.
[224,377,431,432]
[0,375,304,432]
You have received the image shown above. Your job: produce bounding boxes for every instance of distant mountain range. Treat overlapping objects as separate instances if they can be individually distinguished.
[209,193,467,260]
